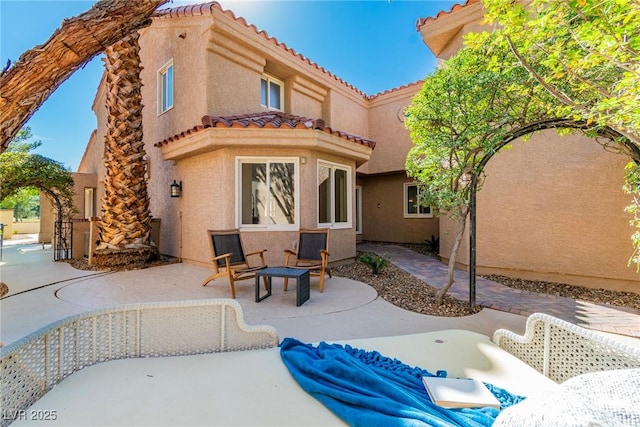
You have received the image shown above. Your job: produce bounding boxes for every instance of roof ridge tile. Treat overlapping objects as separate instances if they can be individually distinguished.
[156,112,375,149]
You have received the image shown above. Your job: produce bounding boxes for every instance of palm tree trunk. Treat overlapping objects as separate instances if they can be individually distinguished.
[94,31,156,267]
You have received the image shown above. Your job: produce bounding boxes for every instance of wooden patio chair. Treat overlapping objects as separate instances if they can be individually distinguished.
[283,228,331,292]
[201,229,267,298]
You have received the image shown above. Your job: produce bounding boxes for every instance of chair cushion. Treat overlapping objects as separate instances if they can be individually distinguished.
[493,368,640,427]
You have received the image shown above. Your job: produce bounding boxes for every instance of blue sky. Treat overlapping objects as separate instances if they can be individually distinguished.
[1,0,457,170]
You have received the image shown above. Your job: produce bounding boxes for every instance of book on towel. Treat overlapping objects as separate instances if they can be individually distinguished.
[421,376,500,409]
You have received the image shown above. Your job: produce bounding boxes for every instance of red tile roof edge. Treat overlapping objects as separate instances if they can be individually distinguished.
[153,2,368,98]
[415,0,479,31]
[154,112,376,149]
[367,80,424,100]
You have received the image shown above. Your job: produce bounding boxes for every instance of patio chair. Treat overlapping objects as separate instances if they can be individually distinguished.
[202,229,268,298]
[283,228,331,292]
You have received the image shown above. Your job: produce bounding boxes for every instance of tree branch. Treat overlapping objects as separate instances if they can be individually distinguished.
[0,0,168,152]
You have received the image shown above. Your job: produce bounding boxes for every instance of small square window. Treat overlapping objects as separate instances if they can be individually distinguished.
[158,60,174,115]
[404,183,432,218]
[260,74,284,111]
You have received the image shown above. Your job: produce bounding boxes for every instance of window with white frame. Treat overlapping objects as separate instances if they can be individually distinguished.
[318,161,351,228]
[157,59,174,115]
[237,157,298,229]
[260,74,283,111]
[404,183,432,218]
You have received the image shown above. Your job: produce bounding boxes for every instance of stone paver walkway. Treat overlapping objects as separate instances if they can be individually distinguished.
[359,242,640,338]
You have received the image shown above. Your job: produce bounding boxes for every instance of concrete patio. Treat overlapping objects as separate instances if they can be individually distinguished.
[1,237,531,347]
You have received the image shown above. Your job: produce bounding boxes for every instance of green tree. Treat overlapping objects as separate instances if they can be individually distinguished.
[482,0,639,146]
[0,188,40,220]
[478,0,640,270]
[0,128,75,219]
[405,42,552,304]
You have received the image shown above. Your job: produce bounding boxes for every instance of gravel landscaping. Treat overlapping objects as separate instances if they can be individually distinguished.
[333,245,640,317]
[332,254,481,317]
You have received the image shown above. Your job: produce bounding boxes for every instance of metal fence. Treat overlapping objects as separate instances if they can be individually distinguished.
[53,220,72,261]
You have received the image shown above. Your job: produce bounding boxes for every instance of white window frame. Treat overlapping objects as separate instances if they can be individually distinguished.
[157,59,174,115]
[84,187,95,219]
[404,182,433,218]
[317,160,352,229]
[260,74,284,112]
[355,185,362,234]
[236,156,299,231]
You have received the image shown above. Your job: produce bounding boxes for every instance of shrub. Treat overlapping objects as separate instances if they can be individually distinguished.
[359,253,389,274]
[425,235,440,253]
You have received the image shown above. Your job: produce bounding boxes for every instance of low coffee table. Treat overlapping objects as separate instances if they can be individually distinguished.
[255,267,310,306]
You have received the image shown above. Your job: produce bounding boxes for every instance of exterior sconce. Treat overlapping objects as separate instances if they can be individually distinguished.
[170,180,182,198]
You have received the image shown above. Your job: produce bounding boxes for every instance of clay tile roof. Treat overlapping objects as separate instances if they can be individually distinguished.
[415,0,479,31]
[153,2,367,98]
[154,112,376,149]
[367,80,424,100]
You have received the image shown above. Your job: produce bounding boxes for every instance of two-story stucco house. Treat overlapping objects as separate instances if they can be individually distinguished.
[70,0,637,294]
[75,2,438,271]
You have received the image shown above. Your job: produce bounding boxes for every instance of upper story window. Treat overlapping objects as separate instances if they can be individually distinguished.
[318,160,351,228]
[157,59,174,115]
[404,183,432,218]
[237,157,299,230]
[261,74,283,111]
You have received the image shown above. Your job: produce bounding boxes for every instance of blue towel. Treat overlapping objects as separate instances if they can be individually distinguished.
[280,337,524,427]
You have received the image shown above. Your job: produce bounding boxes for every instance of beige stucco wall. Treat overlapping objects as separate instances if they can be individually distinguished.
[38,196,53,243]
[167,145,356,268]
[0,209,14,239]
[363,84,421,175]
[39,173,98,251]
[358,173,439,244]
[439,131,640,293]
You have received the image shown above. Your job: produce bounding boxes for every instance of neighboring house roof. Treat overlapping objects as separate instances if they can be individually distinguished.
[415,0,479,31]
[154,112,376,149]
[152,1,421,101]
[415,0,484,58]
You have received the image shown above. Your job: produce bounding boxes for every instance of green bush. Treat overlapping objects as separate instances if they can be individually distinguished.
[425,235,440,253]
[359,253,389,274]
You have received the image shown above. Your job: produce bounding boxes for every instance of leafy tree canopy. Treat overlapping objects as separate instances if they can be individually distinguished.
[405,39,553,218]
[405,40,556,303]
[0,128,75,218]
[479,0,639,148]
[0,187,40,220]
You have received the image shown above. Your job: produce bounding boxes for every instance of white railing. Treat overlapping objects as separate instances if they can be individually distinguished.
[0,299,278,426]
[493,312,640,383]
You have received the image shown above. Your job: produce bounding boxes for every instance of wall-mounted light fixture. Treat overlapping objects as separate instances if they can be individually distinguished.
[170,180,182,198]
